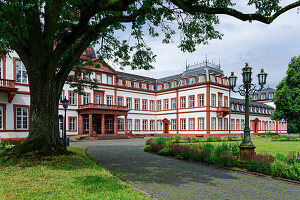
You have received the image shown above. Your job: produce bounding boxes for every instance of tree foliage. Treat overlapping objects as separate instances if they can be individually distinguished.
[271,55,300,132]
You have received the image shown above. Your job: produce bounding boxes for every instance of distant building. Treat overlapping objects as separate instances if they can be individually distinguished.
[0,49,287,139]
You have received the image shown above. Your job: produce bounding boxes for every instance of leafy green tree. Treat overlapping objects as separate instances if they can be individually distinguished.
[272,55,300,133]
[0,0,299,155]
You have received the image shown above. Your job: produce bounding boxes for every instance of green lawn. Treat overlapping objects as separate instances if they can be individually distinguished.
[0,146,149,200]
[253,140,300,155]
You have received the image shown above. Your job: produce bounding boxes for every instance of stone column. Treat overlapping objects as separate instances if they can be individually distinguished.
[78,115,84,135]
[88,114,93,136]
[124,115,128,135]
[114,115,118,135]
[101,114,105,135]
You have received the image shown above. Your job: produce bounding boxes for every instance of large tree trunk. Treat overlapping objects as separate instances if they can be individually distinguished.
[16,73,67,156]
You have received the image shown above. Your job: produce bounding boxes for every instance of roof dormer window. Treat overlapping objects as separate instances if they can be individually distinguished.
[164,82,169,89]
[126,80,131,87]
[149,84,154,90]
[134,81,139,88]
[261,93,266,99]
[157,84,162,90]
[118,79,123,86]
[269,92,274,99]
[171,81,177,88]
[189,77,195,84]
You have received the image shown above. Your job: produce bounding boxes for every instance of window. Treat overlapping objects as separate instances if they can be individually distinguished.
[107,96,112,105]
[218,95,222,108]
[83,94,89,104]
[189,118,195,130]
[69,91,75,105]
[224,118,228,130]
[0,59,2,79]
[211,118,216,130]
[218,118,222,130]
[180,97,186,108]
[171,98,176,109]
[107,119,113,131]
[198,75,204,83]
[181,119,186,130]
[142,100,147,110]
[180,78,186,86]
[59,115,63,131]
[164,82,169,89]
[107,76,113,84]
[224,96,228,107]
[261,93,266,99]
[149,84,154,90]
[83,118,89,130]
[171,120,176,130]
[211,94,216,107]
[171,81,176,88]
[126,98,132,109]
[198,94,204,107]
[126,80,131,87]
[157,84,162,90]
[150,120,155,130]
[164,99,169,110]
[69,117,76,131]
[118,97,123,106]
[198,118,204,130]
[16,60,28,83]
[150,100,155,111]
[157,100,161,111]
[269,92,274,98]
[189,96,195,108]
[134,81,139,88]
[253,95,258,100]
[236,119,240,130]
[142,120,148,130]
[135,120,140,130]
[96,95,102,104]
[0,106,3,129]
[96,74,101,83]
[127,120,132,130]
[118,119,124,130]
[141,83,147,89]
[189,77,195,84]
[157,120,162,130]
[134,99,140,110]
[231,119,235,130]
[118,79,123,86]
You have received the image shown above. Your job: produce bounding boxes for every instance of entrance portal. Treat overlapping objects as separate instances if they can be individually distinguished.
[162,118,169,134]
[94,119,101,134]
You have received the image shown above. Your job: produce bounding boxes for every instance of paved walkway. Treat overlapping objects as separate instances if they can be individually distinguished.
[72,139,300,200]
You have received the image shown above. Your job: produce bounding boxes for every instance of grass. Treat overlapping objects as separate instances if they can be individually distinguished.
[0,146,149,200]
[253,140,300,155]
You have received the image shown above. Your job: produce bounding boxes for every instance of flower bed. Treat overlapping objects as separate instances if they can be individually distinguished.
[272,135,300,141]
[145,137,300,181]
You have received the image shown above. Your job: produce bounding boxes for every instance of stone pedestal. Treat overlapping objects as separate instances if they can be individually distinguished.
[239,145,255,168]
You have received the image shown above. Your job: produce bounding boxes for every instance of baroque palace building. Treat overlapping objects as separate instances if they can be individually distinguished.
[0,49,287,139]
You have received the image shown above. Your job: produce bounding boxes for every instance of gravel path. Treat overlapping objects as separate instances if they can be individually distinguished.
[72,139,300,200]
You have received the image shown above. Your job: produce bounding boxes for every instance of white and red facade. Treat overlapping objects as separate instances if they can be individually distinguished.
[0,51,288,140]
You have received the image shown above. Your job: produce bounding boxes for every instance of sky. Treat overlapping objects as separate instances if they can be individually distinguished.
[114,1,300,89]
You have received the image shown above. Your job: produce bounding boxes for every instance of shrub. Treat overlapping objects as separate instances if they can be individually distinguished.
[144,145,152,152]
[150,143,165,152]
[286,151,300,164]
[4,144,15,150]
[145,139,153,146]
[158,147,172,156]
[271,161,300,181]
[247,153,274,174]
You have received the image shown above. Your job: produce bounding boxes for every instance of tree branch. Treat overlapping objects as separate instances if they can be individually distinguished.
[171,0,300,24]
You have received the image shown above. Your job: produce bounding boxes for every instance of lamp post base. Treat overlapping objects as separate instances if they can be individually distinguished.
[239,143,255,161]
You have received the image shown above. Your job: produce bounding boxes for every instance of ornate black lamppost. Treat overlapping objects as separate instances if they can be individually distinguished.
[228,63,267,161]
[62,97,69,149]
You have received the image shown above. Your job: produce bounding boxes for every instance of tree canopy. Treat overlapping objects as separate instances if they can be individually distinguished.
[0,0,299,155]
[271,55,300,132]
